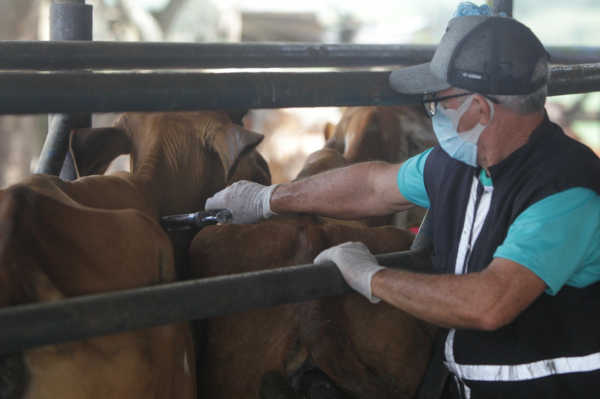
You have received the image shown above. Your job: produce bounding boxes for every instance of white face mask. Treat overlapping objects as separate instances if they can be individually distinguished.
[432,94,495,167]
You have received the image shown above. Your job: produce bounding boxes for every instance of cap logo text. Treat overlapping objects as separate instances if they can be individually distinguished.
[461,72,482,80]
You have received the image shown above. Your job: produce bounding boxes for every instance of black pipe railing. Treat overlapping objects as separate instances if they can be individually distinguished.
[0,249,433,354]
[547,63,600,96]
[0,64,598,115]
[35,0,93,179]
[0,71,417,114]
[0,42,598,71]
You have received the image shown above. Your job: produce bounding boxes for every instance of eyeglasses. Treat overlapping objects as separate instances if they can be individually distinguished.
[421,92,500,118]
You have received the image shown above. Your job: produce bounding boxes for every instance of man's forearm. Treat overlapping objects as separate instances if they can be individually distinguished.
[371,258,547,330]
[270,161,413,220]
[372,269,498,330]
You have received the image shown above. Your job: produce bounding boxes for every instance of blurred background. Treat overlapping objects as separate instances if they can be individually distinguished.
[1,0,599,187]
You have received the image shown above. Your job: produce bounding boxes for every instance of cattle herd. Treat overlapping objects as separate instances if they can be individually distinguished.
[0,105,438,399]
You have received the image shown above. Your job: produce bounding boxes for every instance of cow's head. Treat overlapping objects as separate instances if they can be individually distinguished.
[323,106,437,228]
[69,111,268,216]
[325,105,437,164]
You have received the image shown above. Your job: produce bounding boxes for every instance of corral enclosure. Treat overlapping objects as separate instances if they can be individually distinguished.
[0,1,599,398]
[1,0,599,187]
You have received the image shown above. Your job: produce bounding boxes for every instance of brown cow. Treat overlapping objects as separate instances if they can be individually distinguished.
[0,186,194,398]
[66,111,266,219]
[325,105,436,165]
[293,148,347,182]
[0,111,270,398]
[6,111,268,276]
[189,147,437,399]
[325,105,437,229]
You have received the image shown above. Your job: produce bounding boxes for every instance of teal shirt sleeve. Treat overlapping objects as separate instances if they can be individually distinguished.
[494,188,600,296]
[397,148,433,209]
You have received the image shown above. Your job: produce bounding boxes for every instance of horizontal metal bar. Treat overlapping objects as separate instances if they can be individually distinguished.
[0,42,598,71]
[547,63,600,96]
[0,249,432,354]
[0,42,436,70]
[1,64,599,115]
[0,71,420,114]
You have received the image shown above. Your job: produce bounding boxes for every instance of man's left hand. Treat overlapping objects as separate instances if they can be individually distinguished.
[314,242,387,303]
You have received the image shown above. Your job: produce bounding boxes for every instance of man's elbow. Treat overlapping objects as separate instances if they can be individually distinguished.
[473,306,516,331]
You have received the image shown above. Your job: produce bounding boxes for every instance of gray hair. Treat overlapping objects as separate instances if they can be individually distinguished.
[455,56,549,115]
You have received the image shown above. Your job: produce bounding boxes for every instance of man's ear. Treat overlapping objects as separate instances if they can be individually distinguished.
[69,127,130,178]
[475,94,494,126]
[212,125,265,181]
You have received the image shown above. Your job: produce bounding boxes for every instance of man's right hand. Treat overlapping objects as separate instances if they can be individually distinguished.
[205,181,279,224]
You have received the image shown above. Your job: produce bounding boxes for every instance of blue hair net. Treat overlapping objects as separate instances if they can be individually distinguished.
[453,2,507,17]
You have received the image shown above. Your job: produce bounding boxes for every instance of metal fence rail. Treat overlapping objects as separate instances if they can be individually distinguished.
[0,71,415,114]
[0,64,599,115]
[1,42,599,71]
[0,248,432,354]
[546,63,600,96]
[0,42,433,70]
[0,2,593,399]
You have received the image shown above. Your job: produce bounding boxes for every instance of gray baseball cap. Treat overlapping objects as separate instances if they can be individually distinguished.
[389,16,549,95]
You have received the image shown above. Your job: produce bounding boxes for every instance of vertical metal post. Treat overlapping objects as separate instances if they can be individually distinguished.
[36,0,92,179]
[493,0,513,17]
[410,209,448,399]
[410,211,434,253]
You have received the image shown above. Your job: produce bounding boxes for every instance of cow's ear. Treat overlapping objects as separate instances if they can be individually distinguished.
[324,122,336,142]
[69,127,130,178]
[212,125,265,181]
[224,109,249,126]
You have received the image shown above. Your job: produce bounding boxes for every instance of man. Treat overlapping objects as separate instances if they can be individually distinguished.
[206,14,600,398]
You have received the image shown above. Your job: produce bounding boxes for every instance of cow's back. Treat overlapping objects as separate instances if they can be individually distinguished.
[0,185,196,399]
[190,215,435,399]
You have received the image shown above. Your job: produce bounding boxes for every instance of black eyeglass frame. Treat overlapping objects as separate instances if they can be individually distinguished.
[420,92,500,118]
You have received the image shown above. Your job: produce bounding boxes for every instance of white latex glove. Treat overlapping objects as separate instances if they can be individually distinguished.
[205,181,279,224]
[314,242,387,303]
